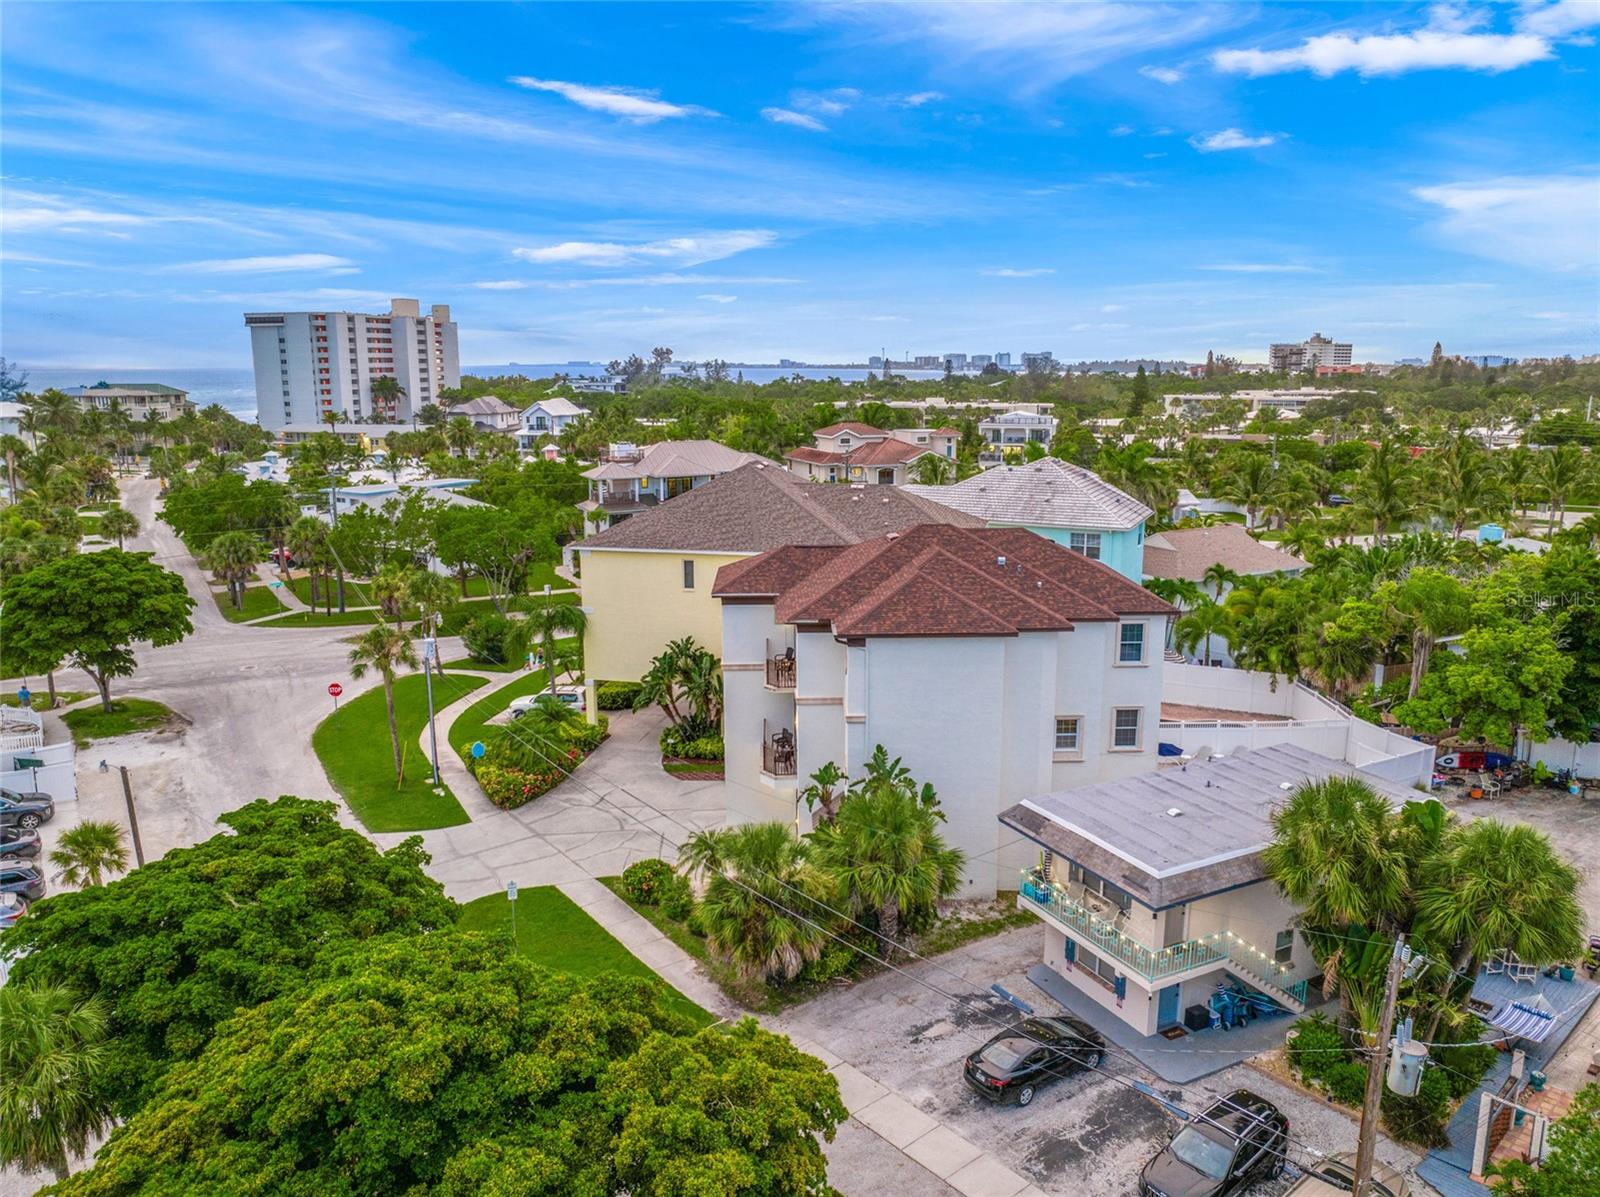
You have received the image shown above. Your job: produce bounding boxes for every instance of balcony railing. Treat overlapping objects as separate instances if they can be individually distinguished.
[765,653,796,689]
[762,721,797,777]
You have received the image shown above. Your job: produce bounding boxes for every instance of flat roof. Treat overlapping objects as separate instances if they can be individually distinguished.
[1001,743,1426,908]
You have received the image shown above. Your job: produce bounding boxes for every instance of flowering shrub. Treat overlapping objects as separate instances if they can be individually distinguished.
[475,763,566,810]
[621,858,676,906]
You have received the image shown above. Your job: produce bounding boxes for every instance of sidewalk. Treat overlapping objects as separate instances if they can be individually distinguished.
[254,564,308,611]
[556,876,1044,1197]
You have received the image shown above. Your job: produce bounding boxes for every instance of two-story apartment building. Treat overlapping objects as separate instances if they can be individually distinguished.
[517,397,588,449]
[577,463,982,712]
[66,382,193,421]
[713,523,1175,894]
[783,422,958,485]
[579,440,766,531]
[978,409,1058,461]
[1001,743,1427,1038]
[905,457,1152,581]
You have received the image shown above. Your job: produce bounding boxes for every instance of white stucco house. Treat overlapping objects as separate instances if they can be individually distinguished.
[453,395,520,433]
[783,422,958,485]
[1002,743,1432,1037]
[713,523,1176,896]
[977,409,1058,462]
[517,397,588,449]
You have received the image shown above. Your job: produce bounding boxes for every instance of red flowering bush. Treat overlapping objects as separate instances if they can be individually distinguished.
[476,763,566,810]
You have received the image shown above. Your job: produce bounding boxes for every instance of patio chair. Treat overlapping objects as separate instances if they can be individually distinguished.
[1506,951,1539,985]
[1487,949,1509,976]
[1479,771,1502,800]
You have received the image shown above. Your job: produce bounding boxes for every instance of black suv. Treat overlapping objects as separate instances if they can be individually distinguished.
[0,862,47,904]
[963,1015,1105,1107]
[0,826,41,860]
[1139,1089,1288,1197]
[0,789,55,832]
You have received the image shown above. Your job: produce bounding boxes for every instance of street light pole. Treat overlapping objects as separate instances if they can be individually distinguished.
[421,632,441,785]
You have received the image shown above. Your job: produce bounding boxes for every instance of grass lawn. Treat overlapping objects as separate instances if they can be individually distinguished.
[458,888,713,1026]
[442,656,526,673]
[445,666,558,765]
[61,698,180,745]
[213,584,289,623]
[312,671,490,832]
[77,514,102,536]
[1,692,91,711]
[255,608,383,628]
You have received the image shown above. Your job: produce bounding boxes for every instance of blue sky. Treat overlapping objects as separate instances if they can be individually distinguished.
[2,1,1596,368]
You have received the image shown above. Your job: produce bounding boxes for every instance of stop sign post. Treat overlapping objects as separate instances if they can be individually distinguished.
[328,682,343,710]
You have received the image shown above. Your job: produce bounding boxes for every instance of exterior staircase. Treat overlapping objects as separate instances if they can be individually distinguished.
[1221,947,1310,1013]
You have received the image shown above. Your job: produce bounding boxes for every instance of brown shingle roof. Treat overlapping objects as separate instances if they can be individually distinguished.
[785,440,934,467]
[580,462,984,554]
[715,524,1174,636]
[1142,524,1309,582]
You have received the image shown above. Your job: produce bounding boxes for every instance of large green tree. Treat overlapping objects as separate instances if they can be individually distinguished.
[0,550,194,711]
[1394,618,1571,748]
[5,797,456,1116]
[43,934,844,1197]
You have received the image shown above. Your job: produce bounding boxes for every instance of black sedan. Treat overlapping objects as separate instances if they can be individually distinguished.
[963,1015,1105,1106]
[0,827,41,860]
[1139,1089,1288,1197]
[0,789,55,831]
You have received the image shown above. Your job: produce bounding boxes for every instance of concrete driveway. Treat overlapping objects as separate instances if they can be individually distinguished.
[770,927,1423,1197]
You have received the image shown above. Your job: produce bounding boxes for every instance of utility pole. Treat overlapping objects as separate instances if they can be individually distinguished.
[1353,936,1406,1197]
[421,632,441,785]
[119,766,145,867]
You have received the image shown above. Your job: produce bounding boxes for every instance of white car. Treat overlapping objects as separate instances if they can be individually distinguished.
[508,688,585,718]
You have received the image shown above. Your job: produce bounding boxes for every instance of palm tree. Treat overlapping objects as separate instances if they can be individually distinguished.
[286,516,329,608]
[48,820,129,888]
[809,779,964,951]
[1414,820,1584,978]
[1262,776,1411,931]
[371,562,414,628]
[1498,446,1537,520]
[201,530,260,610]
[1537,445,1584,529]
[98,506,139,550]
[1428,434,1506,537]
[1280,522,1326,559]
[684,822,834,984]
[368,376,405,420]
[1352,438,1413,540]
[1200,561,1240,596]
[1390,567,1470,698]
[408,570,457,661]
[348,624,418,780]
[0,980,111,1182]
[443,416,477,458]
[909,454,954,485]
[1214,454,1277,530]
[0,433,28,498]
[516,693,584,743]
[799,761,848,826]
[510,595,589,696]
[1173,599,1229,666]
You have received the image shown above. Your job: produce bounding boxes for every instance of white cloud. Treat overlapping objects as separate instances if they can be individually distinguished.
[1,195,151,234]
[168,253,357,275]
[471,280,529,290]
[982,266,1055,278]
[1094,172,1153,188]
[1143,152,1168,159]
[698,293,737,303]
[791,87,860,116]
[1212,30,1554,78]
[508,77,714,123]
[1139,65,1186,84]
[1109,124,1135,136]
[1198,263,1316,273]
[512,230,777,268]
[1413,174,1600,271]
[1101,303,1126,313]
[1190,128,1278,152]
[532,272,801,289]
[901,90,944,106]
[761,106,829,132]
[1516,1,1600,40]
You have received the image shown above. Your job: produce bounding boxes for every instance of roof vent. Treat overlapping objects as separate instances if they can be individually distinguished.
[886,532,900,540]
[1279,782,1293,791]
[996,555,1007,567]
[1165,807,1183,817]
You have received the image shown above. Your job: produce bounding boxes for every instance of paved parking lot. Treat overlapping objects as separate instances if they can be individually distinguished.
[771,926,1422,1197]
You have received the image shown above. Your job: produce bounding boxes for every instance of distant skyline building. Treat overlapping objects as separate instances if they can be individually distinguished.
[995,352,1013,368]
[1020,351,1055,372]
[244,297,459,431]
[1269,332,1352,373]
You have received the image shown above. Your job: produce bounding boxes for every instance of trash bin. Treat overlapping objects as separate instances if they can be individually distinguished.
[1185,1004,1210,1032]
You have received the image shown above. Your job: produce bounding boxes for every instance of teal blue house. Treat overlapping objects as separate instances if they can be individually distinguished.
[904,458,1151,582]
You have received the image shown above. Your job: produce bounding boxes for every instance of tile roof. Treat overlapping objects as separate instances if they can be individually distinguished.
[1142,525,1309,581]
[812,421,886,437]
[785,439,934,467]
[580,461,984,553]
[523,397,587,417]
[1000,744,1427,908]
[580,439,764,482]
[453,396,518,416]
[904,457,1152,533]
[715,523,1174,636]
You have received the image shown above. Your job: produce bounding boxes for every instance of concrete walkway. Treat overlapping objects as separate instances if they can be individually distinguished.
[254,563,308,611]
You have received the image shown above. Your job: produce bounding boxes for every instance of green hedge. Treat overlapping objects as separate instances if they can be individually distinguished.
[596,681,643,710]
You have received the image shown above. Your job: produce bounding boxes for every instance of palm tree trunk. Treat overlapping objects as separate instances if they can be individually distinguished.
[1409,630,1433,699]
[45,670,57,707]
[50,1148,70,1182]
[880,897,901,958]
[336,569,346,613]
[544,629,556,695]
[384,676,403,780]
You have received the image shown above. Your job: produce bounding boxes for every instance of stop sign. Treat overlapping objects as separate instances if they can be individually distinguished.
[328,683,343,698]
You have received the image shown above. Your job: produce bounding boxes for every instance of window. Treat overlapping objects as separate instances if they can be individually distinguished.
[681,560,695,590]
[1112,707,1142,750]
[1275,930,1295,965]
[1068,531,1102,560]
[1054,717,1081,753]
[1067,863,1132,912]
[1076,945,1119,987]
[1119,623,1146,664]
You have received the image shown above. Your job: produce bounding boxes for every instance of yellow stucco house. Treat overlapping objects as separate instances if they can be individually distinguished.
[576,461,981,716]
